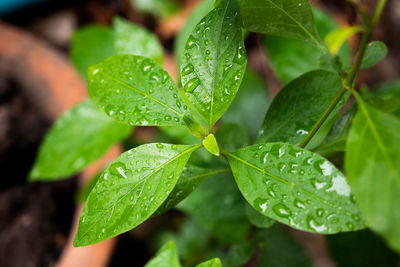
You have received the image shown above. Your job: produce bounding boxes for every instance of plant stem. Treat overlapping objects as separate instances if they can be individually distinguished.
[299,0,386,148]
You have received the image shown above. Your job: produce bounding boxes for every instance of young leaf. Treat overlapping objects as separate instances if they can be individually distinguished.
[360,41,388,69]
[264,8,351,84]
[113,17,164,64]
[145,241,181,267]
[71,26,114,80]
[246,205,275,229]
[196,258,222,267]
[215,123,249,151]
[226,143,365,234]
[239,0,321,47]
[88,55,193,127]
[30,99,132,180]
[255,225,312,267]
[203,134,220,156]
[221,69,270,140]
[325,26,363,55]
[73,143,201,246]
[180,0,247,129]
[257,70,342,145]
[155,165,230,215]
[175,0,215,67]
[130,0,180,18]
[345,98,400,252]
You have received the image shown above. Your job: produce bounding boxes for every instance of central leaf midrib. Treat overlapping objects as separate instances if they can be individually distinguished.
[76,144,201,243]
[227,151,356,218]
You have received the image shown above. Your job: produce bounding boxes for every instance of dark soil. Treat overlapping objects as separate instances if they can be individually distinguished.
[0,74,77,267]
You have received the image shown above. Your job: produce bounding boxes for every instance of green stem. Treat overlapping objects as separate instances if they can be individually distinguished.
[299,0,386,148]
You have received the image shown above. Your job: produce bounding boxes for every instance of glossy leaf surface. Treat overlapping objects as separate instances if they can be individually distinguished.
[222,69,270,140]
[180,0,247,128]
[88,55,191,127]
[113,17,164,64]
[71,26,114,80]
[360,41,388,69]
[197,258,222,267]
[145,241,181,267]
[155,165,230,215]
[264,8,351,84]
[227,143,364,233]
[239,0,321,46]
[257,70,342,145]
[74,143,200,246]
[345,99,400,252]
[30,100,131,180]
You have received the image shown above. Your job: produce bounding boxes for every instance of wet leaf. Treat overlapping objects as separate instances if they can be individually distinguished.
[246,205,275,229]
[345,98,400,252]
[264,8,351,84]
[197,258,222,267]
[155,165,230,215]
[257,70,342,145]
[239,0,321,46]
[71,26,114,80]
[227,143,365,234]
[88,55,192,127]
[30,100,132,180]
[73,143,200,246]
[360,41,388,69]
[113,17,164,64]
[255,225,311,267]
[145,241,181,267]
[222,69,270,140]
[215,123,249,151]
[180,0,247,129]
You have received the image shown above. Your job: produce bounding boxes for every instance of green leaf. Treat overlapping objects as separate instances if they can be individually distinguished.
[30,99,132,180]
[325,26,363,55]
[203,134,220,156]
[224,241,255,267]
[178,172,249,243]
[366,80,400,117]
[360,41,388,69]
[145,241,181,267]
[113,17,164,64]
[246,205,275,229]
[221,69,270,140]
[215,123,248,151]
[155,165,230,215]
[197,258,222,267]
[73,143,200,246]
[88,55,193,127]
[175,0,215,68]
[226,143,365,233]
[257,70,342,145]
[255,225,311,267]
[345,98,400,252]
[180,0,247,129]
[239,0,321,46]
[71,26,114,80]
[326,230,400,267]
[264,8,351,84]
[130,0,180,18]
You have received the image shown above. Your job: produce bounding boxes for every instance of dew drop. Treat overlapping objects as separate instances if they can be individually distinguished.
[272,203,291,218]
[109,162,128,178]
[184,77,200,92]
[185,35,198,49]
[181,63,194,76]
[164,115,172,121]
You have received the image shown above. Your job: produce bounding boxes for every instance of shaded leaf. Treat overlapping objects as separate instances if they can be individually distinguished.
[227,143,364,233]
[224,241,254,267]
[130,0,180,18]
[360,41,388,69]
[257,70,342,145]
[30,99,132,180]
[113,17,164,64]
[88,55,192,127]
[215,123,248,151]
[180,0,247,129]
[71,26,114,80]
[155,165,230,215]
[366,80,400,117]
[345,98,400,252]
[239,0,321,46]
[74,143,200,246]
[246,204,275,229]
[145,241,181,267]
[221,69,270,140]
